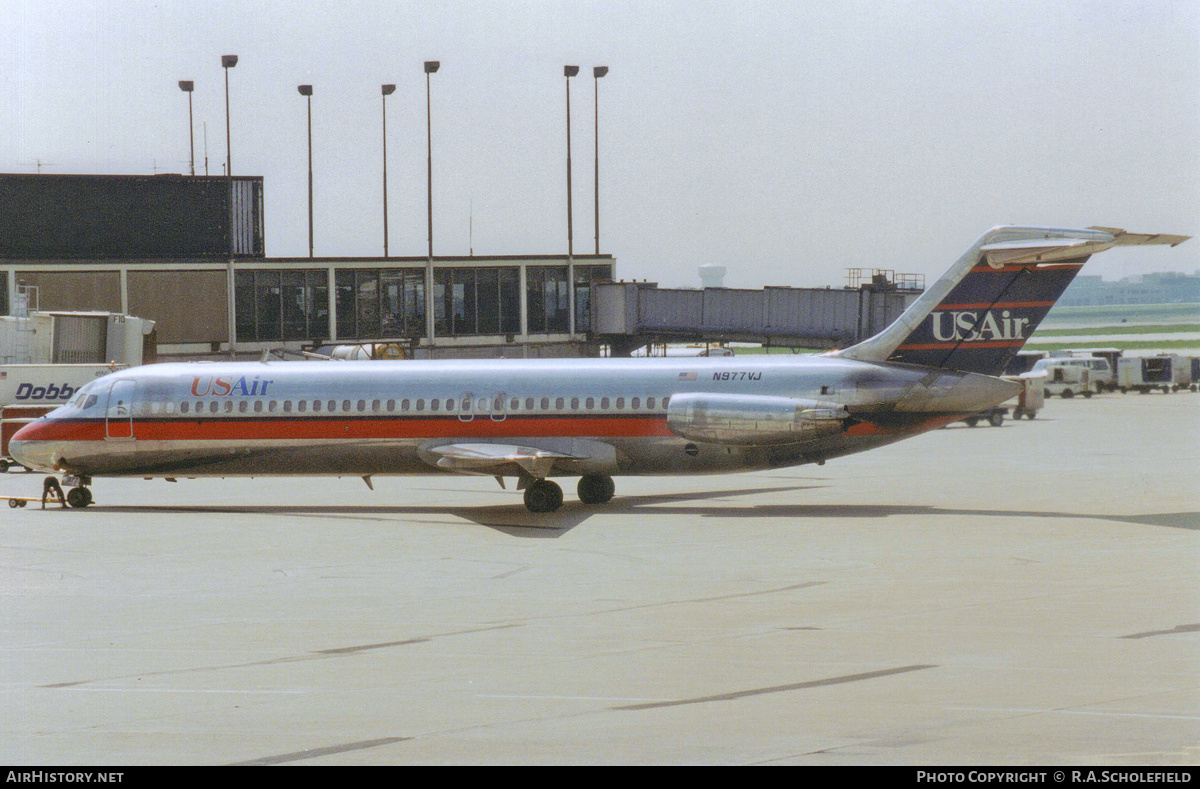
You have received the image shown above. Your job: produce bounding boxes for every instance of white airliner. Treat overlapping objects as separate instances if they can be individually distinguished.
[10,226,1187,512]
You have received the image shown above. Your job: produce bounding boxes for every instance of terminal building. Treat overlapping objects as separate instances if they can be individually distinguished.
[0,173,613,360]
[0,173,920,361]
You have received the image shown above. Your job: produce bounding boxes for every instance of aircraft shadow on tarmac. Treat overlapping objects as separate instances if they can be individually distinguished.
[90,483,1200,537]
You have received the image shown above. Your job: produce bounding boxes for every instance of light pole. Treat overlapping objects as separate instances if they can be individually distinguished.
[564,65,579,257]
[381,84,395,257]
[298,84,314,258]
[564,66,579,335]
[592,66,607,254]
[221,55,237,360]
[222,56,237,179]
[424,61,440,345]
[178,81,195,176]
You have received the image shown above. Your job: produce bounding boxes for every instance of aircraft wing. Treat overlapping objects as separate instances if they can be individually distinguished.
[420,442,587,479]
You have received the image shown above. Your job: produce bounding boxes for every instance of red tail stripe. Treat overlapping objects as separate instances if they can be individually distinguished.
[895,341,1025,350]
[935,301,1055,310]
[969,263,1085,273]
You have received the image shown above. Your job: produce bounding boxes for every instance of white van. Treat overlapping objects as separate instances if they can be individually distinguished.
[1034,356,1112,394]
[1031,358,1094,398]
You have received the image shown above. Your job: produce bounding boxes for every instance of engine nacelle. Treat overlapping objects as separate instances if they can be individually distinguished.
[666,393,849,446]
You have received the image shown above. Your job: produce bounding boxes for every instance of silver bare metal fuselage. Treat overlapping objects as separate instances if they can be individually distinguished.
[10,355,1017,480]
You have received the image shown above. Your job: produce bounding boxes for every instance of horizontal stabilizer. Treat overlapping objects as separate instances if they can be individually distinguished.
[980,237,1101,267]
[1087,227,1191,248]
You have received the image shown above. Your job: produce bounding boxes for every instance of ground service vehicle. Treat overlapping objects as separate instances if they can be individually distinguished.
[1118,355,1191,394]
[10,226,1188,512]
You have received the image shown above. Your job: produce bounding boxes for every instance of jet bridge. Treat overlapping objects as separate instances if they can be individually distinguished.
[591,271,922,355]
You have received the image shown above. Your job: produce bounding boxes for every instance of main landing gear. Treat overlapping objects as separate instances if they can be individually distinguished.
[521,474,616,513]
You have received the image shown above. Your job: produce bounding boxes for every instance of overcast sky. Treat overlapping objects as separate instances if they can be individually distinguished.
[1,0,1196,288]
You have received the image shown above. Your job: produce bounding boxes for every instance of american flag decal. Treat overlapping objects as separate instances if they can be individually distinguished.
[678,371,696,381]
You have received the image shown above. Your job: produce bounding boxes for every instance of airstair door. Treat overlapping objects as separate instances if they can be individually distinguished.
[105,379,137,440]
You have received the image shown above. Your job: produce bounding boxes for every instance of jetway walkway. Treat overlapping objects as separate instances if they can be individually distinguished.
[590,273,922,355]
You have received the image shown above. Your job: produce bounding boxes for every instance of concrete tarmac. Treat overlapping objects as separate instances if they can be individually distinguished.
[1,393,1197,765]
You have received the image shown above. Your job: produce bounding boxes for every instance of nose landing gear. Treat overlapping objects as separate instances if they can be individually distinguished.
[65,486,93,508]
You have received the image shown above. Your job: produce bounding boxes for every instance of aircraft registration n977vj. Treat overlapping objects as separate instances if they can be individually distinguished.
[10,226,1189,512]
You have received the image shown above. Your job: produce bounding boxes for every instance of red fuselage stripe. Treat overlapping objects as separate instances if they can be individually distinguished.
[19,415,677,442]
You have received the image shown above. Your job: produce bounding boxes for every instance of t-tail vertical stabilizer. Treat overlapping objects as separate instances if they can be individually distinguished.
[835,226,1189,376]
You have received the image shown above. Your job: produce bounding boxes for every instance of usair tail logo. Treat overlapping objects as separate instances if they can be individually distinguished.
[929,310,1031,343]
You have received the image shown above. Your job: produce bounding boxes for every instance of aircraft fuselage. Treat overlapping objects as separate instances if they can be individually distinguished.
[10,355,1015,480]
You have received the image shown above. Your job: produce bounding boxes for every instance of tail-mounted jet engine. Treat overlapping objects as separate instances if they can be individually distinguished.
[666,393,849,446]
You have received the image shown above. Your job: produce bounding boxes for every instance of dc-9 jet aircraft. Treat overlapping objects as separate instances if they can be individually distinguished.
[10,225,1187,512]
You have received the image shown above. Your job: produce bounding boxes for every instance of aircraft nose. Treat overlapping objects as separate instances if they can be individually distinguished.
[8,421,60,472]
